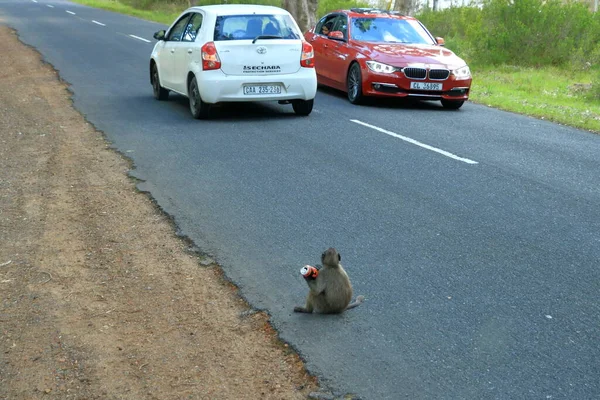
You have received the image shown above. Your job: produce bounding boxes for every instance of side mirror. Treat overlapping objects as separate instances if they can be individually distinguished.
[328,31,345,41]
[153,30,166,41]
[436,37,445,46]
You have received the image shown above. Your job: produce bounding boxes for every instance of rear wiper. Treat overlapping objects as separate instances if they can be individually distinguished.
[252,35,283,44]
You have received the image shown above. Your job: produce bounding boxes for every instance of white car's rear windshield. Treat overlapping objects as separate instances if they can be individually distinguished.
[214,14,302,41]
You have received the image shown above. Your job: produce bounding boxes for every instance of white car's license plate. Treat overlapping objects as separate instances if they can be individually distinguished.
[410,82,443,91]
[243,84,282,95]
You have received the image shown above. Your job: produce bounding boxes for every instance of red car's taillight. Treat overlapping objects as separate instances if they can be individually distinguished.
[300,42,314,68]
[201,42,221,71]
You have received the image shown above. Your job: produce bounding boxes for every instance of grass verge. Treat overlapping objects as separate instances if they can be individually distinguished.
[470,65,600,133]
[70,0,600,134]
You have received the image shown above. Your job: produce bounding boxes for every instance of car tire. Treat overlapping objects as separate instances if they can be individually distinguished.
[292,99,313,116]
[441,99,464,110]
[151,63,169,101]
[188,76,211,120]
[347,62,364,105]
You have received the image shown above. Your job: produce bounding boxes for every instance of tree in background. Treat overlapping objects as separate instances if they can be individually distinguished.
[284,0,374,32]
[392,0,418,15]
[283,0,318,32]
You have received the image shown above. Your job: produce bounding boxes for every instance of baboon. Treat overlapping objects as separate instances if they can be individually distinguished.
[294,247,364,314]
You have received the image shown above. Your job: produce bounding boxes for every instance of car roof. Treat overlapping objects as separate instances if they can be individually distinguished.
[187,4,290,16]
[334,7,416,20]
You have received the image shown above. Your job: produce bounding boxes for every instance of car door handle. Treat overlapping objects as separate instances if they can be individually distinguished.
[187,49,193,54]
[170,49,175,53]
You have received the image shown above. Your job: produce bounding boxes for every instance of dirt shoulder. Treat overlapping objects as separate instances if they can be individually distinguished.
[0,25,320,399]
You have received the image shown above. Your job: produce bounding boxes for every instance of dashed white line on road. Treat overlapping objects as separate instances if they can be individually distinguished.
[129,34,151,43]
[32,0,38,3]
[66,10,76,15]
[92,20,106,26]
[350,119,479,165]
[47,4,54,8]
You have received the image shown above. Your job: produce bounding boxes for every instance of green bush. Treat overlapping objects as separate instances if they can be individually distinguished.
[588,69,600,101]
[416,0,600,69]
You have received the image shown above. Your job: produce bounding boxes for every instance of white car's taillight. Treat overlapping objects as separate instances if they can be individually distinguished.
[300,42,314,68]
[201,42,221,70]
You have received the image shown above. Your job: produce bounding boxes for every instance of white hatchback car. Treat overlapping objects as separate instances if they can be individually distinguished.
[149,4,318,119]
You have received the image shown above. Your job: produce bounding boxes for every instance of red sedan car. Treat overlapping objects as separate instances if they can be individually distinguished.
[304,8,472,109]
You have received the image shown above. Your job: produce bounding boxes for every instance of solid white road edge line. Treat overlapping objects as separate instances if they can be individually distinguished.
[92,20,106,26]
[350,119,479,165]
[129,34,151,43]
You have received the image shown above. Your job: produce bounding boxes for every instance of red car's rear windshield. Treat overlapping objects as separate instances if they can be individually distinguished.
[350,17,435,45]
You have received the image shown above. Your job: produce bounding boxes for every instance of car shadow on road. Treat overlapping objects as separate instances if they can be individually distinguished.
[316,85,451,112]
[168,93,309,121]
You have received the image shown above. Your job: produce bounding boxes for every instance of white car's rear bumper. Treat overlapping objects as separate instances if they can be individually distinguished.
[196,68,317,104]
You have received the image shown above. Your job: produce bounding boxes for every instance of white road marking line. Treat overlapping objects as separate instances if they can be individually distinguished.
[32,0,38,3]
[350,119,479,165]
[129,34,151,43]
[47,4,54,8]
[66,10,76,15]
[92,20,106,26]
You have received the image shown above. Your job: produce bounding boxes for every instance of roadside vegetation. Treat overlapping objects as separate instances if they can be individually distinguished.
[71,0,600,133]
[417,0,600,132]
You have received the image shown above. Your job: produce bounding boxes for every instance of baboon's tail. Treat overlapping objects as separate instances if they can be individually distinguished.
[346,295,365,310]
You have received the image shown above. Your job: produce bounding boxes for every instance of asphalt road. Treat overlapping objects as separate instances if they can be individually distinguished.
[1,1,599,398]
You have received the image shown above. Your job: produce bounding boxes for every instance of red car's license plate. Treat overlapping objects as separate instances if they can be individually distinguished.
[410,82,443,91]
